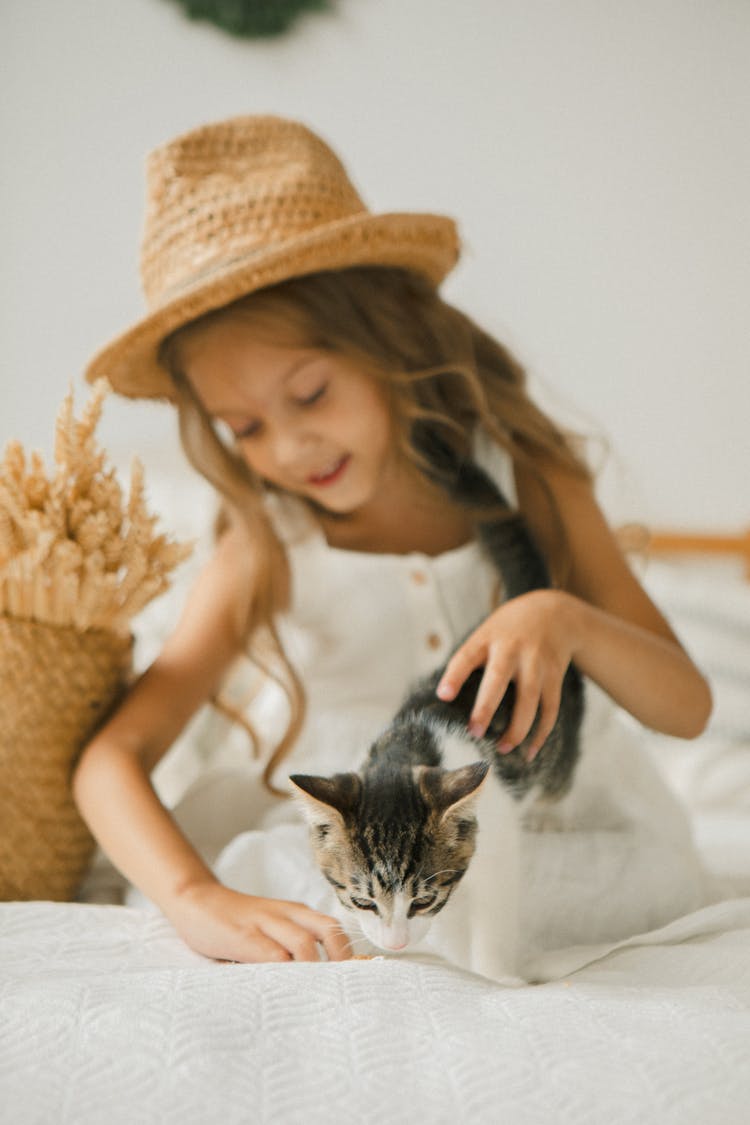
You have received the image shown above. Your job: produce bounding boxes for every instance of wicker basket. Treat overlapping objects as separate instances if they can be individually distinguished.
[0,380,191,901]
[0,615,133,901]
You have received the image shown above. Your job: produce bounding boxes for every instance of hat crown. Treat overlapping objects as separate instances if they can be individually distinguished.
[140,115,367,308]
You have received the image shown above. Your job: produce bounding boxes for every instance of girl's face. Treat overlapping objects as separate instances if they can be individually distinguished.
[180,318,397,516]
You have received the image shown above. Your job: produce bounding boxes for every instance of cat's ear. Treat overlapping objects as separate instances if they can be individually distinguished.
[416,760,490,819]
[289,772,362,823]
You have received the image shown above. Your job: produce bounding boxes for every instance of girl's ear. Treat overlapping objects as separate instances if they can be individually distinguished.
[289,772,362,823]
[415,760,490,819]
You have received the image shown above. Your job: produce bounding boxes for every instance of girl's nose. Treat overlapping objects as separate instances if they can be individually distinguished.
[271,425,315,469]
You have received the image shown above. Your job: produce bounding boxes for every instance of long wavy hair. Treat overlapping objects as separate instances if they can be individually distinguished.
[158,265,591,793]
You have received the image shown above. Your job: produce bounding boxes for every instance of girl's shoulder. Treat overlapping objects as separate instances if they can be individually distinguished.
[171,523,261,655]
[127,525,258,761]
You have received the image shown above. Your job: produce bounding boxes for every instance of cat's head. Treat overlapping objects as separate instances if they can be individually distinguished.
[289,760,489,952]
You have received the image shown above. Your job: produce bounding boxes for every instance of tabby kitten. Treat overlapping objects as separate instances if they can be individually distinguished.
[291,439,584,982]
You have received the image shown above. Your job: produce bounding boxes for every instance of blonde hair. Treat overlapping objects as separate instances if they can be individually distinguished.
[158,266,591,793]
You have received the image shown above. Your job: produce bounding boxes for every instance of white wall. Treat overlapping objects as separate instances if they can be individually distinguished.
[2,0,748,529]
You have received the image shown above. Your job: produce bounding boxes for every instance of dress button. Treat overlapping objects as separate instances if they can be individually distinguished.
[411,570,428,586]
[427,632,442,650]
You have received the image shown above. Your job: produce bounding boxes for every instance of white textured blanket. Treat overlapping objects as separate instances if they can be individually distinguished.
[2,895,750,1124]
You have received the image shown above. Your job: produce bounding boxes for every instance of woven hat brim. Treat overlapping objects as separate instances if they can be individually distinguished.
[85,211,460,399]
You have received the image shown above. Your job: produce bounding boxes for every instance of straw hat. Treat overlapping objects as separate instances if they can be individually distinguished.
[85,114,461,399]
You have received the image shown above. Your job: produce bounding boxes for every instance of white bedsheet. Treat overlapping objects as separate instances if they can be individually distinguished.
[2,893,750,1124]
[2,552,749,1124]
[2,712,748,1123]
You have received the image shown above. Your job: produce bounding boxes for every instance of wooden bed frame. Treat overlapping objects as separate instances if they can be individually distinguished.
[617,526,750,579]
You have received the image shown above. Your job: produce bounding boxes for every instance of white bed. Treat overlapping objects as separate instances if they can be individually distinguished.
[2,492,749,1123]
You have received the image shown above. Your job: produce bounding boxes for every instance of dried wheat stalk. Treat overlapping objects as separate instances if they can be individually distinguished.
[0,380,192,633]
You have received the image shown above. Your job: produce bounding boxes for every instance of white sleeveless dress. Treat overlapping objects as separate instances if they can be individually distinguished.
[255,430,516,780]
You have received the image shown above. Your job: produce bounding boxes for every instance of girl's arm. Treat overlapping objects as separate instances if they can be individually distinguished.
[438,460,713,754]
[72,526,350,963]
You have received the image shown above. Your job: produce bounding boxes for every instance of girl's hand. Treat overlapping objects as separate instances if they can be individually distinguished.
[165,880,352,964]
[436,590,580,760]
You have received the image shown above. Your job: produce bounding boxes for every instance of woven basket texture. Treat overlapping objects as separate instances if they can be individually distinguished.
[0,616,132,901]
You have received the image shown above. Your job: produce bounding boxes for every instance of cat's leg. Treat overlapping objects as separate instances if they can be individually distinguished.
[421,727,525,985]
[467,783,523,985]
[428,780,524,986]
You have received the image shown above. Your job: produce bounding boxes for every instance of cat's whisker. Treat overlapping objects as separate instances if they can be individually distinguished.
[339,934,375,953]
[326,923,372,950]
[422,868,460,885]
[347,938,375,952]
[327,922,353,939]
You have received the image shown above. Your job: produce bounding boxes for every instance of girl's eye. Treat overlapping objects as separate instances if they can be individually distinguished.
[350,897,378,913]
[233,420,262,441]
[297,383,327,407]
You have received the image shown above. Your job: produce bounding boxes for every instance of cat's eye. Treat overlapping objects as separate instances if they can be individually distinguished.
[350,896,378,913]
[409,894,437,916]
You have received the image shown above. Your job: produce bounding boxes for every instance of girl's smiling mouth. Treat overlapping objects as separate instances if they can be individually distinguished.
[307,454,351,487]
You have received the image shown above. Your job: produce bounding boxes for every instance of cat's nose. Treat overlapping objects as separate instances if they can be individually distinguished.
[384,939,407,951]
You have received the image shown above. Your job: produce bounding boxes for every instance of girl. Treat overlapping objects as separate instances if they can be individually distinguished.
[73,114,711,966]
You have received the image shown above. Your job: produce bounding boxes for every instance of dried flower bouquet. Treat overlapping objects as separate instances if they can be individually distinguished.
[0,381,191,900]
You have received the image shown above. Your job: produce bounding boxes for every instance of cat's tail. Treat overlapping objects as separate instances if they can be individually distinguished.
[475,505,551,598]
[413,423,550,597]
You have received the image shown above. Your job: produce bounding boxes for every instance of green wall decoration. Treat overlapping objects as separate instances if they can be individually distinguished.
[167,0,335,38]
